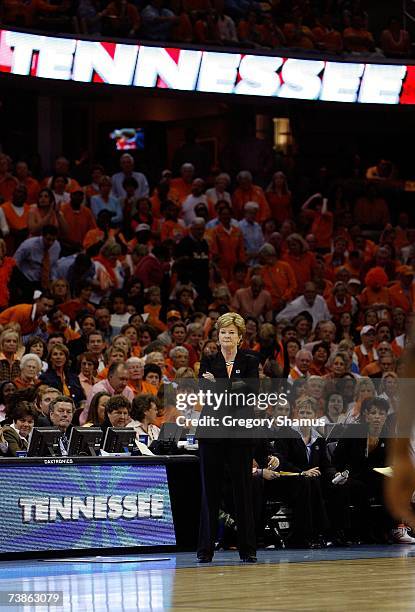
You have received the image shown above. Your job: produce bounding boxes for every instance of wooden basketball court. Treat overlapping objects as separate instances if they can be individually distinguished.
[2,547,415,610]
[171,556,415,610]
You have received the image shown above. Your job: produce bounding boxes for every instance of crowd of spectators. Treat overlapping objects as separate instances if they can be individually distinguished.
[0,0,412,59]
[0,141,413,547]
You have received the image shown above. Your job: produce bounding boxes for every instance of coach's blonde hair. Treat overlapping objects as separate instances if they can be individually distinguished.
[215,312,246,343]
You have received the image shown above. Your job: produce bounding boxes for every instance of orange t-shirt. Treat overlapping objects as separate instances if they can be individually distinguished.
[389,282,415,313]
[0,175,18,203]
[160,220,187,242]
[309,211,334,249]
[312,26,343,52]
[60,299,96,322]
[144,304,167,333]
[260,261,298,308]
[232,186,270,222]
[210,225,246,282]
[266,192,292,225]
[60,203,97,246]
[170,178,193,203]
[0,257,16,309]
[20,176,40,204]
[41,176,81,193]
[282,251,316,293]
[0,303,39,335]
[2,201,30,231]
[359,286,392,310]
[128,380,158,395]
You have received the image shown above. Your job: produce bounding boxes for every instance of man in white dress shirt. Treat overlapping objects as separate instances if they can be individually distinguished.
[111,153,149,199]
[276,282,331,328]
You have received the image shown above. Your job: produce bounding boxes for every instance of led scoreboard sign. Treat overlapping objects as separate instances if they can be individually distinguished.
[1,29,415,104]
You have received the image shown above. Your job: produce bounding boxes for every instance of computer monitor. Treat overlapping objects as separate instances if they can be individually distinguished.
[150,423,183,455]
[27,427,62,457]
[325,423,367,441]
[159,423,182,444]
[102,427,136,454]
[68,427,103,457]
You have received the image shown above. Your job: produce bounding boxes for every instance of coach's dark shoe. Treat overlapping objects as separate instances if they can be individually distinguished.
[240,555,257,563]
[197,555,213,563]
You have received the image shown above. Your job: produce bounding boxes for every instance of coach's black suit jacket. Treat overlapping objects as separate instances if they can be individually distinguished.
[197,349,260,443]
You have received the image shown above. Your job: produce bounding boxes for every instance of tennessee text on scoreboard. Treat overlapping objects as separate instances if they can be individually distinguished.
[0,462,175,553]
[1,29,415,104]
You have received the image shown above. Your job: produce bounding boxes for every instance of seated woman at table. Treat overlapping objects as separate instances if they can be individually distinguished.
[1,401,37,456]
[82,391,110,428]
[100,394,132,437]
[332,397,410,543]
[127,393,160,446]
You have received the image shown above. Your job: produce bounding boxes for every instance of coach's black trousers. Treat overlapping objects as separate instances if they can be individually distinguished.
[198,440,256,558]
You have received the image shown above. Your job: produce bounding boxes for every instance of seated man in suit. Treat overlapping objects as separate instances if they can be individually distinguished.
[270,396,332,548]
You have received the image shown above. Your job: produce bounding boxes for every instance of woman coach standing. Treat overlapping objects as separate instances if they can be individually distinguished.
[197,312,259,563]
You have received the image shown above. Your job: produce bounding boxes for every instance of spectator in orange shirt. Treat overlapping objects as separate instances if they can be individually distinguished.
[380,17,411,58]
[194,11,221,44]
[354,185,390,231]
[0,292,55,336]
[126,357,158,395]
[394,212,410,252]
[343,250,363,280]
[84,164,105,204]
[101,0,141,36]
[47,308,80,342]
[0,153,18,204]
[160,203,187,243]
[283,233,315,293]
[144,286,168,333]
[0,238,16,310]
[361,245,397,283]
[237,10,263,45]
[324,235,349,280]
[257,243,297,311]
[151,172,181,218]
[227,262,248,296]
[283,6,315,49]
[209,203,246,282]
[60,281,96,323]
[353,325,378,371]
[326,281,354,323]
[302,193,333,251]
[2,184,31,253]
[42,156,81,193]
[27,188,67,237]
[173,6,194,42]
[232,171,270,222]
[265,171,292,226]
[389,266,415,313]
[360,267,392,311]
[60,191,97,250]
[312,13,343,53]
[170,163,195,204]
[343,13,375,53]
[15,161,40,205]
